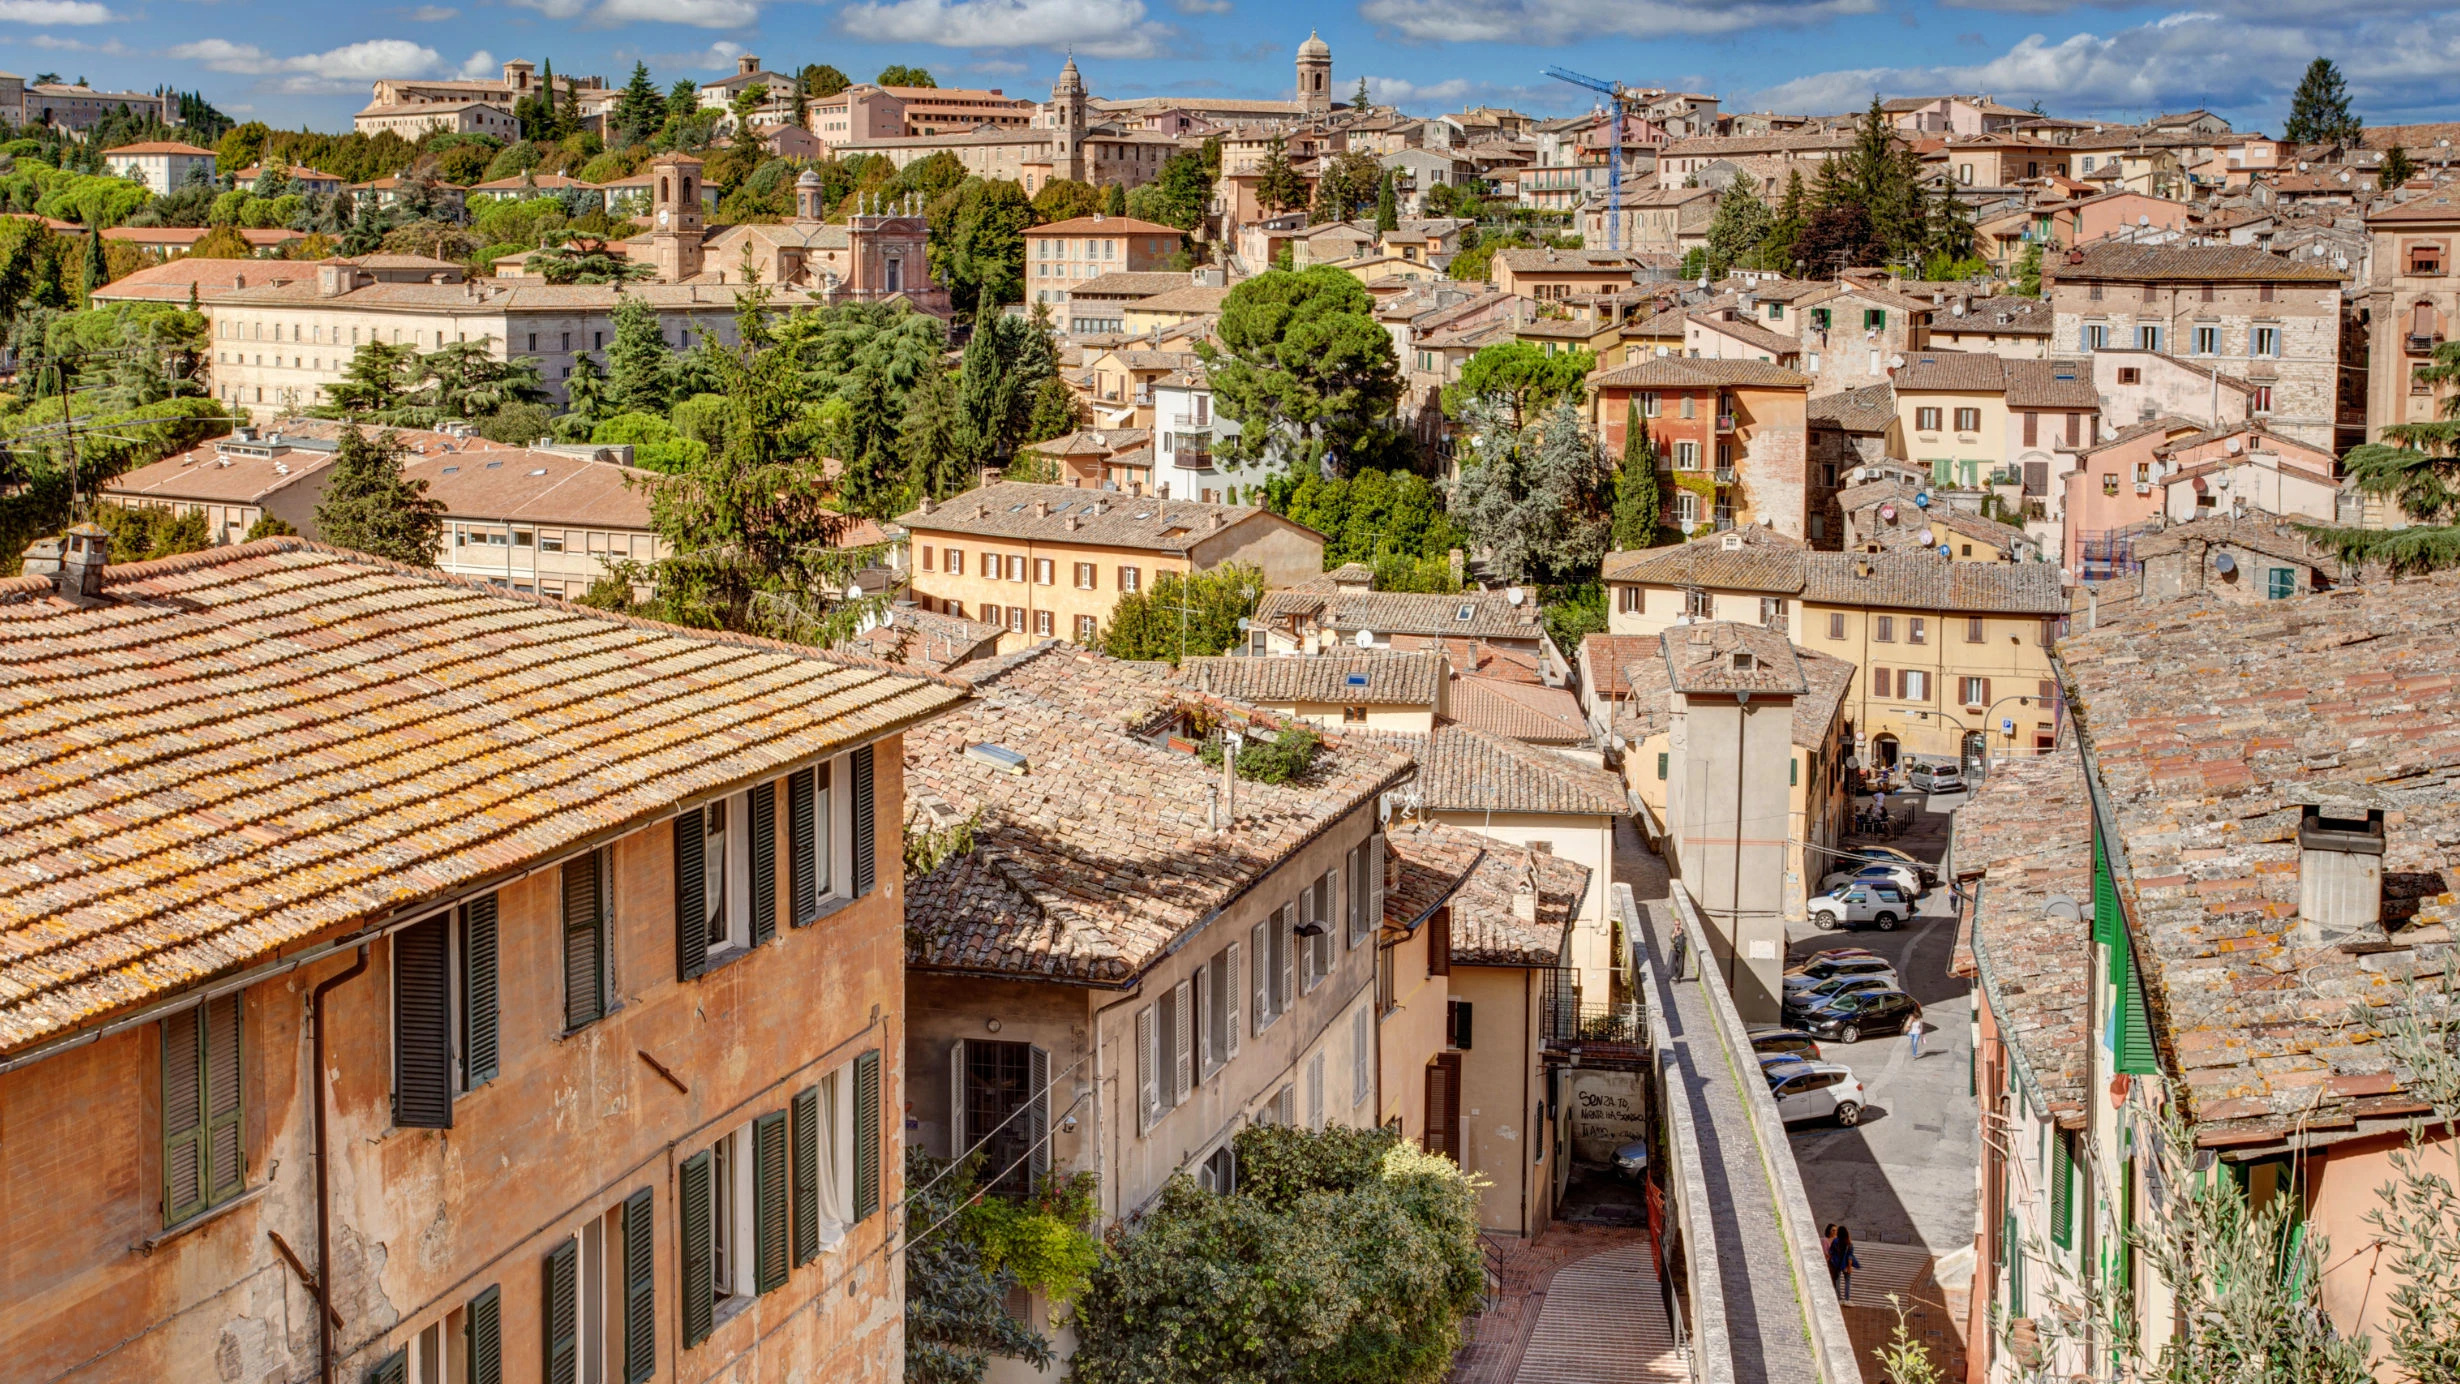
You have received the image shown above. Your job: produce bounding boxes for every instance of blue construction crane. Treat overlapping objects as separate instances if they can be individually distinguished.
[1541,65,1632,253]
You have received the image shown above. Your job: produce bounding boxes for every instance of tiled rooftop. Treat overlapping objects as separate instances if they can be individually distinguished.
[1253,587,1548,641]
[897,482,1298,554]
[1362,724,1626,817]
[1587,356,1814,390]
[1807,382,1898,434]
[901,646,1414,985]
[1383,820,1581,967]
[1660,622,1807,695]
[847,607,1004,673]
[1600,528,1805,591]
[2001,358,2101,411]
[2061,572,2460,1142]
[2051,242,2345,284]
[1577,633,1662,702]
[0,541,968,1054]
[1950,751,2095,1128]
[1446,674,1588,744]
[1892,349,2006,394]
[1176,651,1444,707]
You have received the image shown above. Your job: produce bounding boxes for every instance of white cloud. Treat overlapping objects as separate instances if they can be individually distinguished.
[839,0,1168,57]
[455,49,497,80]
[1364,75,1469,105]
[649,39,749,70]
[20,30,126,48]
[503,0,590,18]
[1359,0,1875,45]
[0,0,114,21]
[597,0,759,23]
[170,36,473,95]
[1170,0,1230,12]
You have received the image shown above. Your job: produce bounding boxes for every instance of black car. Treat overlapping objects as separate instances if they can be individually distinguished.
[1747,1026,1825,1062]
[1780,974,1894,1021]
[1794,988,1923,1044]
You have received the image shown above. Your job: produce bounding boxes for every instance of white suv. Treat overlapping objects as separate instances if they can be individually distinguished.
[1767,1061,1867,1126]
[1807,882,1915,932]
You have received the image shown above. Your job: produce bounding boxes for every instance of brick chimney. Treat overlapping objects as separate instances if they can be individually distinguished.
[21,523,109,606]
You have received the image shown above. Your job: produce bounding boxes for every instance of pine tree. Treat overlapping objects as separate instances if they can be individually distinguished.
[613,62,665,148]
[892,365,963,510]
[2380,146,2418,189]
[1352,75,1371,111]
[1755,168,1807,274]
[1256,134,1308,215]
[313,426,445,565]
[2283,58,2361,146]
[1611,403,1661,547]
[80,226,107,305]
[1702,174,1771,279]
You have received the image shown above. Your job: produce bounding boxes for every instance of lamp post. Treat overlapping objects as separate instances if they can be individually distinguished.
[1910,693,2057,779]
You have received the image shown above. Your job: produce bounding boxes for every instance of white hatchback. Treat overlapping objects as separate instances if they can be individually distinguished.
[1767,1061,1868,1127]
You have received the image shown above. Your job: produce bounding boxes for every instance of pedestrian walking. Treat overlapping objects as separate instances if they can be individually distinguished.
[1827,1226,1859,1303]
[1908,1017,1925,1059]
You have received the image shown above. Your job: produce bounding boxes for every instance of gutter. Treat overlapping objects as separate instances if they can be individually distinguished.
[309,945,370,1384]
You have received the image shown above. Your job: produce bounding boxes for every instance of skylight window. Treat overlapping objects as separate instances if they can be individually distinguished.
[1344,672,1370,688]
[1456,605,1474,621]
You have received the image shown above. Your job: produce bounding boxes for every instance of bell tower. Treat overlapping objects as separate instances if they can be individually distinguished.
[649,152,705,282]
[1295,30,1331,118]
[1052,54,1087,183]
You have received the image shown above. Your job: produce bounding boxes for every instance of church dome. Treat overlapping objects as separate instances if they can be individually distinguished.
[1297,29,1330,59]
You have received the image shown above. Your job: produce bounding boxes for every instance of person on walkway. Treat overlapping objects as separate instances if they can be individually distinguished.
[1827,1226,1859,1303]
[1908,1016,1925,1059]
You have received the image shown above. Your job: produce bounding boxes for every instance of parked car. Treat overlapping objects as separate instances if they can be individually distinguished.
[1782,955,1899,994]
[1612,1139,1649,1181]
[1794,989,1923,1044]
[1747,1026,1825,1062]
[1782,974,1896,1020]
[1786,947,1878,974]
[1846,845,1939,887]
[1806,882,1916,931]
[1907,763,1967,794]
[1821,862,1923,895]
[1769,1062,1867,1126]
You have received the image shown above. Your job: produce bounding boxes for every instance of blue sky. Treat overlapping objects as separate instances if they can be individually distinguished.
[9,0,2460,136]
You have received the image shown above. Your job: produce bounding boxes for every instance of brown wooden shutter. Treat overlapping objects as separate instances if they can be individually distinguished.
[750,780,777,945]
[1424,1054,1463,1162]
[2023,410,2038,446]
[787,767,817,926]
[852,745,877,897]
[679,1151,714,1348]
[394,917,453,1129]
[791,1087,821,1266]
[674,808,707,980]
[462,895,500,1084]
[465,1284,502,1384]
[1427,905,1451,976]
[203,993,244,1204]
[622,1187,655,1382]
[1873,666,1892,698]
[562,853,603,1030]
[1981,677,1993,706]
[853,1049,882,1221]
[543,1239,578,1384]
[161,1007,206,1223]
[753,1110,789,1294]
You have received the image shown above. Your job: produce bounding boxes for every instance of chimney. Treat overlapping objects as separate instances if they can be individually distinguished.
[1512,887,1538,924]
[918,493,935,514]
[1034,500,1050,517]
[2294,803,2386,944]
[24,524,109,605]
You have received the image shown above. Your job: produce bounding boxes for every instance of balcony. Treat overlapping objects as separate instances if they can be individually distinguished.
[2409,333,2441,356]
[1540,968,1646,1055]
[1169,413,1212,429]
[1715,413,1737,434]
[1714,467,1737,486]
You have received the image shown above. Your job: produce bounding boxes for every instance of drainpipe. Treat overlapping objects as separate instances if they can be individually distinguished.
[311,945,370,1384]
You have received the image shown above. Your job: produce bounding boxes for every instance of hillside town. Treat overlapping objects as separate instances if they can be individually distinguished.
[1,24,2456,1384]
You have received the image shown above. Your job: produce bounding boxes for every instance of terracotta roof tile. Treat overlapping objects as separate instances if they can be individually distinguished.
[1381,820,1580,966]
[1599,528,1807,592]
[1893,349,2007,394]
[849,607,1004,673]
[1660,622,1807,694]
[1252,588,1548,641]
[2001,358,2100,410]
[1445,674,1587,744]
[898,482,1305,554]
[0,541,968,1053]
[1177,652,1444,707]
[1807,382,1898,434]
[1360,724,1625,817]
[1588,356,1813,390]
[2052,242,2345,284]
[1953,751,2095,1126]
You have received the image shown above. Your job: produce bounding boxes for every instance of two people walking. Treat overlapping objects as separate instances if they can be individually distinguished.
[1821,1224,1859,1303]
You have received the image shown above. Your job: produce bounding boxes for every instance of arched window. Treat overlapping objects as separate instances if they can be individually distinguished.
[660,176,671,202]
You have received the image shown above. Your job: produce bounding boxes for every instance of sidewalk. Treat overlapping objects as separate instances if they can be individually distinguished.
[1451,1224,1683,1384]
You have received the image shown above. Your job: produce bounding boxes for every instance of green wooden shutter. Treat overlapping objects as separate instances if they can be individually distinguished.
[2118,944,2159,1075]
[622,1187,656,1383]
[679,1150,714,1348]
[853,1049,881,1222]
[674,808,708,981]
[2051,1131,2074,1249]
[787,767,817,926]
[563,853,604,1029]
[1656,751,1668,781]
[2091,833,2120,946]
[394,917,454,1129]
[750,781,777,946]
[753,1110,789,1293]
[790,1086,821,1266]
[465,1284,502,1384]
[463,894,500,1086]
[162,1007,207,1223]
[852,746,876,898]
[365,1349,408,1384]
[543,1238,579,1384]
[202,993,245,1206]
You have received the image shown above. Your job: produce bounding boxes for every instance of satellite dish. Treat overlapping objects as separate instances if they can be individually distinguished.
[1889,353,1906,369]
[2139,214,2150,226]
[1880,503,1898,521]
[2214,552,2237,574]
[844,582,864,601]
[1938,544,1954,559]
[1354,628,1375,649]
[1914,491,1932,508]
[1506,586,1525,605]
[1917,527,1935,546]
[1236,616,1252,631]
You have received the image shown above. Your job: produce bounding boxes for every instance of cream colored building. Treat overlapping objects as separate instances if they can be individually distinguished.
[1894,348,2016,490]
[99,141,216,196]
[99,425,341,543]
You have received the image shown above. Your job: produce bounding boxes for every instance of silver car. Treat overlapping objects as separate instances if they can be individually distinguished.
[1769,1061,1867,1126]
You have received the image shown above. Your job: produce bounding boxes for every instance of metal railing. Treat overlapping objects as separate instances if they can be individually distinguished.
[1539,968,1645,1047]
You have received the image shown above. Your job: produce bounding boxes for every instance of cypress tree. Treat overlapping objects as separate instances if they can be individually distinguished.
[1611,403,1661,547]
[1374,172,1398,233]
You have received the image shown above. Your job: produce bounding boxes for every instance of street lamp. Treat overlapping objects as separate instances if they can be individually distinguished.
[1909,693,2057,776]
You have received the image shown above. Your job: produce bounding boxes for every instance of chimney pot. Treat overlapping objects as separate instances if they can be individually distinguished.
[2295,804,2386,944]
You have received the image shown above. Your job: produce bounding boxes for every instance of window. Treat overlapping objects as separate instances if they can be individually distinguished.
[920,546,935,571]
[1966,616,1985,643]
[1118,566,1141,593]
[2259,283,2276,303]
[2194,325,2220,355]
[1006,606,1027,633]
[1198,940,1242,1079]
[1251,904,1296,1036]
[946,548,964,577]
[950,1040,1047,1195]
[562,851,607,1030]
[2410,243,2445,276]
[2251,385,2273,414]
[1907,617,1926,645]
[1348,836,1381,948]
[1961,676,1989,705]
[1863,309,1887,331]
[1899,669,1931,701]
[1352,1005,1372,1107]
[1074,561,1096,589]
[1034,557,1053,585]
[1873,615,1894,642]
[1954,407,1981,433]
[1872,666,1891,698]
[161,993,246,1224]
[393,895,502,1130]
[2267,566,2295,600]
[1034,610,1054,637]
[1760,596,1787,629]
[1617,585,1642,615]
[1827,611,1846,640]
[1074,614,1098,642]
[1674,490,1698,529]
[2252,325,2281,357]
[1137,979,1193,1131]
[1006,554,1027,583]
[2084,324,2108,351]
[2023,411,2039,447]
[1914,405,1942,432]
[2104,473,2121,496]
[1684,588,1713,618]
[1674,440,1699,469]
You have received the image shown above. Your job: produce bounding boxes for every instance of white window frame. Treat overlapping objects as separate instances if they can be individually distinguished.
[704,791,750,958]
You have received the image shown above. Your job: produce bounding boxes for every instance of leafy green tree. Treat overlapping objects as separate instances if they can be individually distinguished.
[1256,134,1309,215]
[1100,181,1126,216]
[1071,1125,1483,1384]
[90,500,209,561]
[528,233,654,285]
[891,364,964,512]
[1449,397,1613,586]
[928,176,1035,315]
[1611,402,1662,547]
[592,410,708,471]
[1201,266,1406,477]
[1026,373,1083,442]
[1540,581,1605,651]
[2380,145,2418,189]
[1030,178,1101,222]
[1702,174,1771,279]
[1440,341,1593,430]
[1144,147,1215,231]
[2013,240,2046,297]
[313,426,445,565]
[321,340,421,416]
[1754,168,1808,274]
[902,1149,1062,1384]
[801,64,850,100]
[876,65,936,88]
[2284,58,2361,145]
[79,224,107,305]
[559,351,610,435]
[606,292,678,416]
[403,339,548,425]
[1279,467,1462,566]
[2302,339,2460,573]
[1098,563,1264,663]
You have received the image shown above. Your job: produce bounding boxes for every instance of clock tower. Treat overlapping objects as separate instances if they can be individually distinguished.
[649,152,705,282]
